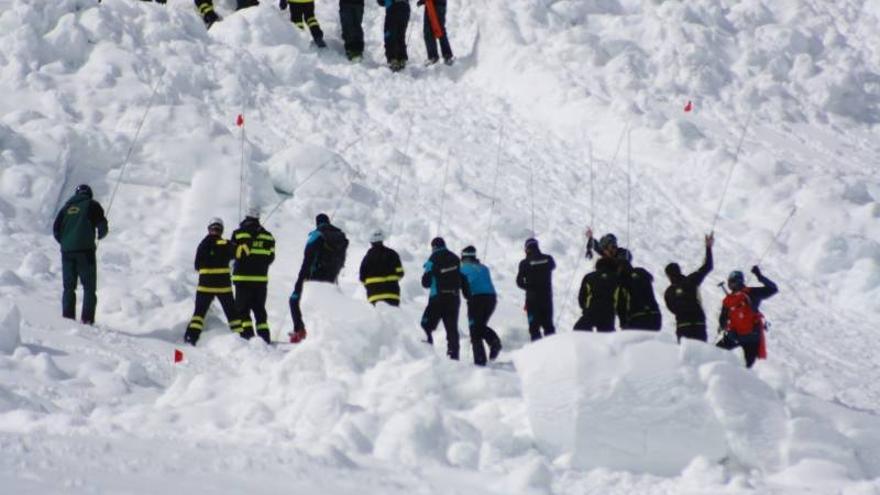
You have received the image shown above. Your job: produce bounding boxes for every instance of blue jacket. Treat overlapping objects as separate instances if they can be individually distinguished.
[460,259,496,298]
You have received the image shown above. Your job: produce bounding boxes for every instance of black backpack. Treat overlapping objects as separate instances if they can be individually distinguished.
[318,227,349,281]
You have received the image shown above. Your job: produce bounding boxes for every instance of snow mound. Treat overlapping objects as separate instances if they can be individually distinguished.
[514,332,878,479]
[0,300,21,354]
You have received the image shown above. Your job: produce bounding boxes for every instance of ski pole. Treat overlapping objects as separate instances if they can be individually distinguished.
[626,126,632,247]
[237,112,247,220]
[389,121,414,236]
[105,73,163,219]
[710,113,753,234]
[755,206,797,267]
[436,148,452,237]
[483,122,505,257]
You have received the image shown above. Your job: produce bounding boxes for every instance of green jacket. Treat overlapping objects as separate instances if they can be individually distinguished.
[53,193,108,252]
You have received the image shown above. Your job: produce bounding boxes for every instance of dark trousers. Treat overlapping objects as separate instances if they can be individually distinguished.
[289,1,324,43]
[423,0,452,60]
[466,294,501,366]
[235,283,270,342]
[573,313,614,332]
[187,291,241,333]
[372,299,400,307]
[676,322,707,343]
[237,0,260,9]
[623,312,662,331]
[717,332,760,368]
[62,250,97,323]
[340,3,364,57]
[526,298,555,341]
[289,293,305,331]
[421,293,460,359]
[384,2,410,63]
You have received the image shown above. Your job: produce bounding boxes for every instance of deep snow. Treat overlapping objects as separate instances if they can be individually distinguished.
[1,0,879,493]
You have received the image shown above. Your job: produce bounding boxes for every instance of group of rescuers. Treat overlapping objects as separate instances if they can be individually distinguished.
[134,0,456,72]
[54,184,778,368]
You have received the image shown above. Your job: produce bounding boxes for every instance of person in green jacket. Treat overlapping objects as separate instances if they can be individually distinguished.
[52,184,108,324]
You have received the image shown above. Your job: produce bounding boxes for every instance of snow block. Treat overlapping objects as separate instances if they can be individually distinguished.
[0,300,21,354]
[514,332,730,476]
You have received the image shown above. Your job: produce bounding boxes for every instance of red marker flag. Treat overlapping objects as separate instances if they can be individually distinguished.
[174,349,185,364]
[236,114,244,127]
[683,100,693,112]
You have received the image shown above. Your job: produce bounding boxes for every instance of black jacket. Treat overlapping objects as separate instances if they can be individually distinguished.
[617,267,661,328]
[298,223,348,287]
[231,218,275,284]
[194,234,234,292]
[577,265,619,331]
[664,246,713,329]
[516,250,555,303]
[421,248,461,297]
[359,243,404,304]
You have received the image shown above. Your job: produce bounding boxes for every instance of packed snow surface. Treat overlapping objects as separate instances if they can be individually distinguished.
[1,0,879,493]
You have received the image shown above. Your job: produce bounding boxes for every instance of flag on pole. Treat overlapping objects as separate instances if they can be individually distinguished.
[236,114,244,127]
[683,100,693,112]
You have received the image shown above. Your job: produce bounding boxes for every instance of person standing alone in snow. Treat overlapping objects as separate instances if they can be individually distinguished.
[459,246,502,366]
[184,218,242,345]
[717,266,778,368]
[53,184,108,325]
[420,237,461,360]
[359,229,404,306]
[516,238,556,341]
[290,213,349,342]
[231,208,275,344]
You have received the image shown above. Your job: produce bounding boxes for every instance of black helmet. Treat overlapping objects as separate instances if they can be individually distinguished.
[316,213,330,226]
[664,262,682,278]
[727,270,745,291]
[598,233,617,251]
[461,245,477,258]
[431,237,446,249]
[75,184,93,198]
[524,238,539,251]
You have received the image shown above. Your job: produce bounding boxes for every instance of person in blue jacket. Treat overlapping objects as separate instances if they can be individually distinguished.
[459,246,502,365]
[420,237,461,360]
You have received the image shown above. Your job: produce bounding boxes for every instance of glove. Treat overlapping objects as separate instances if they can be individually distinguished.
[184,328,200,346]
[751,265,762,277]
[279,0,287,10]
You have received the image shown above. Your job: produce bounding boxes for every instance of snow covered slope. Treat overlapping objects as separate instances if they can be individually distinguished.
[1,0,879,493]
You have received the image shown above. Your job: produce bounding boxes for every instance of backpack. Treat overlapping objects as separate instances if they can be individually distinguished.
[723,289,763,336]
[318,227,349,280]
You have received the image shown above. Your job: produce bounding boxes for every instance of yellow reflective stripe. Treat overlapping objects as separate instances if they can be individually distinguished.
[191,316,205,322]
[199,268,230,274]
[368,293,401,303]
[250,249,274,256]
[232,275,269,282]
[307,19,320,26]
[241,321,253,329]
[294,22,306,28]
[216,239,227,245]
[188,322,204,329]
[236,244,250,258]
[395,267,404,273]
[256,233,274,241]
[198,4,213,13]
[364,275,401,285]
[235,233,252,240]
[197,286,233,294]
[256,323,270,330]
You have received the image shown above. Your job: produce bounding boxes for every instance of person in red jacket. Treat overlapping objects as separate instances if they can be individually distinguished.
[716,266,778,368]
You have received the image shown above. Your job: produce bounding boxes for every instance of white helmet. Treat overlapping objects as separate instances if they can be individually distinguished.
[246,206,260,219]
[208,217,224,230]
[370,229,385,243]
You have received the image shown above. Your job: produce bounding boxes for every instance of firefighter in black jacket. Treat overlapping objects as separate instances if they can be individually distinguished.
[184,218,242,345]
[664,233,714,342]
[289,213,349,342]
[574,257,619,332]
[616,262,662,331]
[231,208,275,344]
[420,237,461,360]
[359,229,404,306]
[516,238,556,341]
